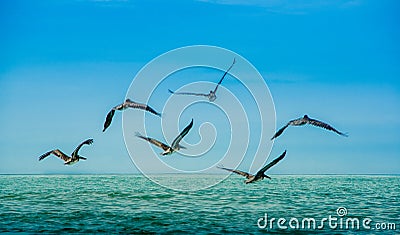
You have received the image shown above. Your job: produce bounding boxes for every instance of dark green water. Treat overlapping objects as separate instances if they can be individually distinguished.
[0,175,399,234]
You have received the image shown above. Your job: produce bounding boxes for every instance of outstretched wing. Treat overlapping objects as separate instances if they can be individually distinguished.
[271,124,290,140]
[71,139,94,157]
[213,58,236,93]
[135,132,170,151]
[126,99,161,117]
[307,117,348,137]
[103,100,127,132]
[112,102,126,111]
[168,89,209,97]
[39,149,70,162]
[256,150,287,176]
[171,119,194,149]
[217,165,252,179]
[103,109,116,132]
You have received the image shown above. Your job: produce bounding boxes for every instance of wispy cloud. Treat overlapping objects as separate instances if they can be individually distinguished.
[197,0,362,14]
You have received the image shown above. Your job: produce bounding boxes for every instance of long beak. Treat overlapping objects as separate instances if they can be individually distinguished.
[178,145,187,149]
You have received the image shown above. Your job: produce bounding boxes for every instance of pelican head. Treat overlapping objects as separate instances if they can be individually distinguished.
[161,148,174,156]
[177,144,186,150]
[209,91,217,102]
[263,174,271,180]
[64,160,78,165]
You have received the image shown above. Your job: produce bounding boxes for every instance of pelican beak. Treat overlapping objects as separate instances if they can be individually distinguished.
[178,145,187,149]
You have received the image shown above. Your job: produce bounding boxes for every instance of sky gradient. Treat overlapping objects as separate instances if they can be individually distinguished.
[1,0,399,174]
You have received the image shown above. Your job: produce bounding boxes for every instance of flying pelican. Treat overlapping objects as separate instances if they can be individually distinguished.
[103,99,161,132]
[135,119,193,156]
[271,115,348,140]
[218,150,287,184]
[38,139,94,165]
[168,58,236,102]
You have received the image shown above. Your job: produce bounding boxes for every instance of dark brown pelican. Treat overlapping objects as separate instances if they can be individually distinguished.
[103,99,161,132]
[135,119,193,156]
[271,115,348,140]
[218,150,286,184]
[38,139,94,165]
[168,58,236,102]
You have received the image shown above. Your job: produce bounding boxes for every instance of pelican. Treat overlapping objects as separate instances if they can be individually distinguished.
[103,99,161,132]
[135,119,193,156]
[271,115,348,140]
[38,139,94,165]
[168,58,236,102]
[218,150,287,184]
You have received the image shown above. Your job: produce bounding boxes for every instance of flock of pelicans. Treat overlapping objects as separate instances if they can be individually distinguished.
[38,59,348,184]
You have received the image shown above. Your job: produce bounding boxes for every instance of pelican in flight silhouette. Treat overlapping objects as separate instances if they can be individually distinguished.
[218,150,287,184]
[271,115,348,140]
[168,58,236,102]
[135,119,194,156]
[103,99,161,132]
[38,139,94,165]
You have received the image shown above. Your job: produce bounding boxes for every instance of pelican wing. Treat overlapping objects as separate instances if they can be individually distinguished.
[39,149,70,162]
[112,102,127,111]
[256,150,287,177]
[103,100,127,132]
[71,139,94,158]
[271,124,290,140]
[217,166,252,179]
[135,133,170,151]
[171,119,194,149]
[213,58,236,93]
[287,116,306,126]
[307,117,348,137]
[126,100,161,117]
[103,109,116,132]
[168,89,209,97]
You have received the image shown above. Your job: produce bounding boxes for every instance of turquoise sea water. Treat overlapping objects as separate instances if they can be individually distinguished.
[1,175,399,234]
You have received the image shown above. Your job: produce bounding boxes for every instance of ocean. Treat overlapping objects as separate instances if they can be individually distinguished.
[0,175,399,234]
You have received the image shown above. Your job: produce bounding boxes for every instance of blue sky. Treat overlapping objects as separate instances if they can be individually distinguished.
[0,0,399,175]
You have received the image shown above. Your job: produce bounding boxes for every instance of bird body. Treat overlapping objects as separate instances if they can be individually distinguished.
[218,150,286,184]
[136,119,193,156]
[38,139,93,165]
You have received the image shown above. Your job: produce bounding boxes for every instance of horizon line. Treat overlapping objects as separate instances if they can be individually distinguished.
[1,173,399,176]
